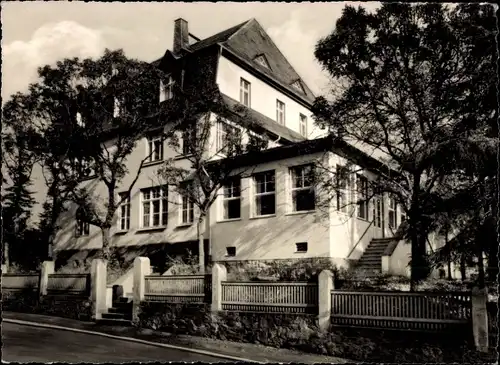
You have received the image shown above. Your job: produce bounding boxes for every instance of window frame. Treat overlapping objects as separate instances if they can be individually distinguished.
[299,113,308,137]
[276,99,286,125]
[373,195,383,228]
[388,196,398,229]
[290,164,316,213]
[179,184,195,225]
[159,75,175,103]
[216,121,241,156]
[252,170,276,217]
[239,78,251,107]
[118,192,131,231]
[356,174,369,220]
[221,177,242,220]
[75,209,90,237]
[146,135,164,163]
[336,165,348,213]
[140,186,168,228]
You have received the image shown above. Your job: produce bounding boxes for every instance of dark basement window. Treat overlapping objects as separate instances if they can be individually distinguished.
[226,246,236,257]
[296,242,308,253]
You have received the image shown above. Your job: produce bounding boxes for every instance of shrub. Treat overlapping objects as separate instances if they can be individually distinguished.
[225,258,340,282]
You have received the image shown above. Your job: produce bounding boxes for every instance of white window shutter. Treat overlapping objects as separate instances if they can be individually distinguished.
[159,80,166,103]
[113,98,120,118]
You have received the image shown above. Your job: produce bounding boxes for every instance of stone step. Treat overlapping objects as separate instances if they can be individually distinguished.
[102,312,127,320]
[358,258,382,264]
[96,318,132,326]
[107,307,131,315]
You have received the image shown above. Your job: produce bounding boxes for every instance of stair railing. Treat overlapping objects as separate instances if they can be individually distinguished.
[347,218,375,260]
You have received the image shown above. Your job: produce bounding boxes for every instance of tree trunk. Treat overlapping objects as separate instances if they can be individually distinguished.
[445,230,452,280]
[460,256,467,281]
[3,240,10,272]
[197,218,205,274]
[409,174,427,290]
[101,227,112,261]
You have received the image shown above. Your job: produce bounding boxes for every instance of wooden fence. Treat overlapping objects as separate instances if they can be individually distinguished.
[144,275,211,303]
[331,290,472,331]
[47,274,91,296]
[221,281,318,314]
[1,274,40,291]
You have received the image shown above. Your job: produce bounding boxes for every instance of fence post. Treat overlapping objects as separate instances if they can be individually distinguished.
[39,261,55,297]
[471,286,489,352]
[132,257,150,323]
[211,263,226,313]
[317,269,334,331]
[91,259,108,321]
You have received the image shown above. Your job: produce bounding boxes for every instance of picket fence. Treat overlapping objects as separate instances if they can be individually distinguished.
[221,281,318,314]
[1,274,40,291]
[1,273,90,296]
[47,273,91,296]
[330,290,472,331]
[144,275,211,303]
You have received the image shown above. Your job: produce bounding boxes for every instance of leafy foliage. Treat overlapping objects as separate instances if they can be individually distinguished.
[312,3,497,286]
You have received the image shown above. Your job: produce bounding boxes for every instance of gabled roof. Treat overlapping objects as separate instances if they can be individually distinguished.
[178,18,315,105]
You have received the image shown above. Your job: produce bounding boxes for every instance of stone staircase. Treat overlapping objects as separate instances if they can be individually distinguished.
[354,237,395,278]
[98,296,133,326]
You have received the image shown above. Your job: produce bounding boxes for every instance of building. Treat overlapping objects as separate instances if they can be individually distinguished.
[31,18,414,276]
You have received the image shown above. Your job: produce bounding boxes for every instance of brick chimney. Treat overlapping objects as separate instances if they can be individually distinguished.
[173,18,189,54]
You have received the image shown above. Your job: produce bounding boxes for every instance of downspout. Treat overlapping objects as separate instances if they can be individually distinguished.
[272,135,281,144]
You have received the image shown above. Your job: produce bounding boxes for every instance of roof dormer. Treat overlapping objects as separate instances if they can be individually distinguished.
[291,79,305,94]
[254,54,271,70]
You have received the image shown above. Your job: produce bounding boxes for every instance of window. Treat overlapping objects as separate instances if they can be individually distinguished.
[253,170,276,216]
[141,186,168,228]
[276,100,286,125]
[254,54,271,69]
[147,136,164,162]
[336,165,348,213]
[118,193,130,231]
[299,114,307,137]
[401,209,407,223]
[180,184,195,225]
[373,195,382,228]
[296,242,308,253]
[291,80,305,94]
[222,178,241,220]
[290,164,315,212]
[226,247,236,257]
[182,130,193,155]
[113,97,121,118]
[388,197,398,229]
[76,112,84,127]
[216,122,241,155]
[75,208,89,237]
[356,174,369,220]
[160,76,175,102]
[240,78,251,107]
[74,158,95,178]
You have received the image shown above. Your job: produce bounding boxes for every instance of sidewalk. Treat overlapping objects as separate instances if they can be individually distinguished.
[2,312,351,363]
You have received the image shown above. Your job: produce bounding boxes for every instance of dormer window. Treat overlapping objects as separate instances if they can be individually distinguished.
[254,54,271,70]
[291,80,305,94]
[160,76,175,103]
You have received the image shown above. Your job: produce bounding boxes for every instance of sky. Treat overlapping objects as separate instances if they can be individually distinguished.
[1,1,381,102]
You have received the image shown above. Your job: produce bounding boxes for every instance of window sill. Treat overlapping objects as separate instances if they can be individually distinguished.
[225,255,236,258]
[135,226,167,233]
[295,251,308,254]
[80,175,97,182]
[249,214,276,220]
[285,210,316,216]
[357,217,369,222]
[176,223,193,229]
[216,218,242,223]
[114,230,128,236]
[174,154,193,161]
[143,160,164,168]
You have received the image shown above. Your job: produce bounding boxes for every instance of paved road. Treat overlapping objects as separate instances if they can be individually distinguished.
[2,322,231,363]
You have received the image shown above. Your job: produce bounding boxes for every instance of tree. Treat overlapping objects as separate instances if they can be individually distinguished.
[1,92,41,270]
[312,3,497,288]
[158,86,268,273]
[28,49,175,261]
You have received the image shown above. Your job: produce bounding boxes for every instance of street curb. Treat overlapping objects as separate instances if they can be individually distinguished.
[4,318,264,363]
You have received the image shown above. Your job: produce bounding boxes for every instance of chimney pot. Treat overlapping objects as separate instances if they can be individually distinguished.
[174,18,189,54]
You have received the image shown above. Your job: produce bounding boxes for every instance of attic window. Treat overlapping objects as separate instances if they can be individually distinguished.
[291,80,305,94]
[254,54,271,70]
